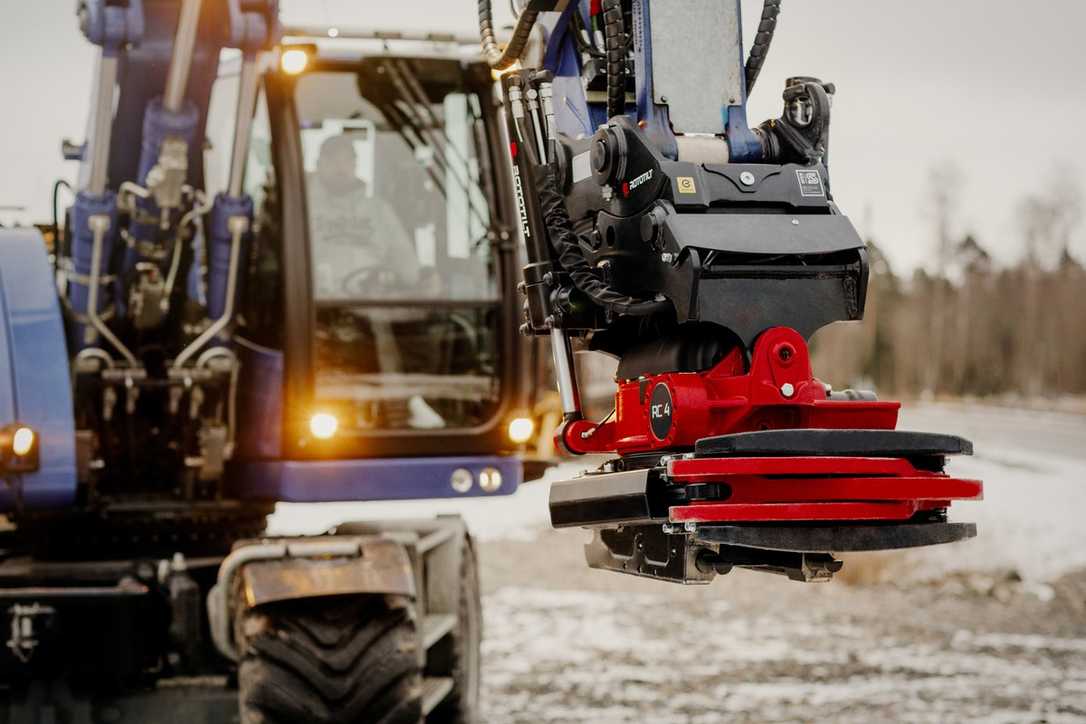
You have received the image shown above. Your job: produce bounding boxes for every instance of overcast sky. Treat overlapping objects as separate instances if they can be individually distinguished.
[1,0,1084,273]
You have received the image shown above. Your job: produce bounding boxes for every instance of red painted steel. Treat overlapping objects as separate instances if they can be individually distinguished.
[667,456,924,479]
[665,454,981,522]
[562,328,900,456]
[558,326,982,526]
[669,501,921,523]
[680,476,981,503]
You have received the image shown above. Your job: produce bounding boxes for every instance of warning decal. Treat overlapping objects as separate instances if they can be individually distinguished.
[796,169,826,197]
[676,176,697,194]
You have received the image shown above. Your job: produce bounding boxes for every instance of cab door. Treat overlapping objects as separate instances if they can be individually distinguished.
[258,55,522,460]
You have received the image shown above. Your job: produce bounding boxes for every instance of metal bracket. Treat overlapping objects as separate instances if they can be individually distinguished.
[6,603,55,664]
[584,524,714,584]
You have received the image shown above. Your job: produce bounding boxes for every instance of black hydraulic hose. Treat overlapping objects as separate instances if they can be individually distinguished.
[601,0,627,119]
[479,0,541,70]
[534,164,667,317]
[571,10,605,59]
[52,178,73,260]
[745,0,781,96]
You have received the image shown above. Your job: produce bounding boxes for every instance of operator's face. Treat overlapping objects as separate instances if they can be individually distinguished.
[318,145,359,193]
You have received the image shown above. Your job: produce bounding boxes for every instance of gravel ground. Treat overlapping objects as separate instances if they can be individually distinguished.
[473,404,1086,723]
[477,530,1086,723]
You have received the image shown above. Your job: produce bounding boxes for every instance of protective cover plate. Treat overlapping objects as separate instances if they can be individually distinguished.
[695,429,974,458]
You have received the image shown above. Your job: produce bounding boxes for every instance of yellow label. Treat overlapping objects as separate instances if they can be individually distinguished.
[677,176,697,194]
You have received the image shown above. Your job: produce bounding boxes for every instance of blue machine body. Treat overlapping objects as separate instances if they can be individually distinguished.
[0,231,78,510]
[231,456,522,503]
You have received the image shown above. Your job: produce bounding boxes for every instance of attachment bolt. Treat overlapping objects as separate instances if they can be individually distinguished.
[739,171,756,186]
[780,382,795,398]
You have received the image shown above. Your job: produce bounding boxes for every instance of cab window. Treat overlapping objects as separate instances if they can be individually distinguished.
[294,59,501,433]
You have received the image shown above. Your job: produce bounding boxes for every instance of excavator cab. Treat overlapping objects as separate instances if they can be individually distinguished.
[198,32,534,494]
[203,38,522,467]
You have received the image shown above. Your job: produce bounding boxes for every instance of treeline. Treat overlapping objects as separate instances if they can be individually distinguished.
[814,161,1085,398]
[811,243,1086,397]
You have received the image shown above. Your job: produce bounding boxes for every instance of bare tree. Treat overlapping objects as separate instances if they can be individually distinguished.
[921,160,966,394]
[1019,163,1083,270]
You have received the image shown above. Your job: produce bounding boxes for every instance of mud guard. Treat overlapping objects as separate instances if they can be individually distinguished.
[207,536,416,661]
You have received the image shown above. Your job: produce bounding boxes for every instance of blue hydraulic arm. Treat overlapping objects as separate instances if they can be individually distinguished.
[70,1,144,357]
[69,0,279,368]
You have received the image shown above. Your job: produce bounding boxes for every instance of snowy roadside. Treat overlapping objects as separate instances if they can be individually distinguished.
[895,403,1086,582]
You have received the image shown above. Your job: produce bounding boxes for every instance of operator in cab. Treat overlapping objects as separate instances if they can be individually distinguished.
[307,133,420,299]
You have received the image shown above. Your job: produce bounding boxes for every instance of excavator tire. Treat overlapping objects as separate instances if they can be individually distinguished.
[237,594,421,724]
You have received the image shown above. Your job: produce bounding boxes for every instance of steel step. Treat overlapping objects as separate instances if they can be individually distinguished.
[421,676,454,715]
[421,613,457,650]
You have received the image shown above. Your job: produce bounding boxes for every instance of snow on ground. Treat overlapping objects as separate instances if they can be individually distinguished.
[901,451,1086,582]
[896,403,1086,582]
[479,581,1086,723]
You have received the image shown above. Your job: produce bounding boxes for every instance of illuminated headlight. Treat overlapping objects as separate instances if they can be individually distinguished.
[308,412,339,440]
[507,416,535,445]
[479,467,503,493]
[1,424,39,473]
[280,47,310,75]
[12,428,34,458]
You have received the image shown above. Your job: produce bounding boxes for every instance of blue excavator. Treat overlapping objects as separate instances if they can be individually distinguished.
[0,0,981,721]
[0,1,534,720]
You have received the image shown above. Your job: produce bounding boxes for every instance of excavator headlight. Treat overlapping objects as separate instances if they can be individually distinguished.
[308,412,339,440]
[507,416,535,445]
[1,424,39,473]
[280,47,311,76]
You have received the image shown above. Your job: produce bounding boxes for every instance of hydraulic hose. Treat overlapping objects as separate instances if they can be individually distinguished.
[534,164,668,317]
[479,0,541,70]
[745,0,781,95]
[601,0,627,119]
[52,178,73,259]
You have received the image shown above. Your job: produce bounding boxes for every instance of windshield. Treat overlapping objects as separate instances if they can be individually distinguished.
[296,59,502,433]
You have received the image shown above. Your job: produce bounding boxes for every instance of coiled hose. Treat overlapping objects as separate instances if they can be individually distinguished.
[601,0,627,119]
[535,164,668,317]
[745,0,781,95]
[479,0,541,70]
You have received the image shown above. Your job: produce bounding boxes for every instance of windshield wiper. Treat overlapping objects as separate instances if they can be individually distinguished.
[382,60,491,233]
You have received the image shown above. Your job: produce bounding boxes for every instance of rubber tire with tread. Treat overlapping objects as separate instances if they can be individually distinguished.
[237,594,422,724]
